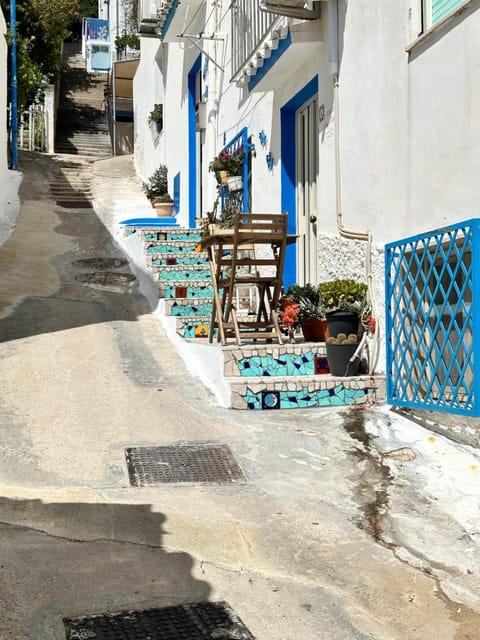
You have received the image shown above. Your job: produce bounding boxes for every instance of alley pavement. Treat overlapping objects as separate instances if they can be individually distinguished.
[0,151,479,638]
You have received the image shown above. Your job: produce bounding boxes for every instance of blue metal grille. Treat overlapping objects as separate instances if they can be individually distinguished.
[220,127,253,214]
[385,219,479,416]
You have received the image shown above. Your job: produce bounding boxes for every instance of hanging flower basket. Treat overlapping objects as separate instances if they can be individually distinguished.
[215,170,229,186]
[227,175,243,192]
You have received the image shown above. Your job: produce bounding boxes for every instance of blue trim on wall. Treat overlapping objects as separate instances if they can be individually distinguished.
[173,172,180,214]
[248,31,292,92]
[188,56,201,229]
[280,76,318,288]
[160,0,180,39]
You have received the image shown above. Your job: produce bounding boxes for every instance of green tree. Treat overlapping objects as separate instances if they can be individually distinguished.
[1,0,80,112]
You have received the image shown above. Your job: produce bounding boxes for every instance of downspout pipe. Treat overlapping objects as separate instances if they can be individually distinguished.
[329,0,380,373]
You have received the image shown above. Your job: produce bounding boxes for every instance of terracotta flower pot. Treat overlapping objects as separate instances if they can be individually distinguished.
[301,317,328,342]
[154,202,175,217]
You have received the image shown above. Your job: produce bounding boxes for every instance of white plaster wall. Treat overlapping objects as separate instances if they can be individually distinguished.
[133,38,163,184]
[406,4,480,236]
[0,8,8,173]
[327,0,480,245]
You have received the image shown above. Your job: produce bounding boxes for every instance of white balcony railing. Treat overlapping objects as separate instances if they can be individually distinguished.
[231,1,279,79]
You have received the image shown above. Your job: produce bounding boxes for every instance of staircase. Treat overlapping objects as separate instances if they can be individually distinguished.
[55,42,112,159]
[125,224,385,410]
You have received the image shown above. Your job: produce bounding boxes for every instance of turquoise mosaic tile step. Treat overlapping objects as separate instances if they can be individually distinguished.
[144,230,202,242]
[145,240,200,255]
[170,301,213,317]
[151,255,209,267]
[242,384,371,410]
[160,283,214,299]
[223,345,328,378]
[155,267,212,282]
[176,317,213,339]
[237,352,320,377]
[228,375,385,410]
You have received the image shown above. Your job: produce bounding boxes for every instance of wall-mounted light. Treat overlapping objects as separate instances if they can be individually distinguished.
[259,130,267,147]
[266,152,274,171]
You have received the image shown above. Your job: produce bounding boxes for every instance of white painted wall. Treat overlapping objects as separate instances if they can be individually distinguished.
[132,0,480,375]
[133,37,163,185]
[0,8,8,173]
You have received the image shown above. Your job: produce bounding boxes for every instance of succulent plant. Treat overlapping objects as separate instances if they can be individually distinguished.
[326,333,358,345]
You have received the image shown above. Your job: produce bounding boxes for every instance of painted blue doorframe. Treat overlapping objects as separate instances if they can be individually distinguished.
[280,76,318,288]
[188,55,201,229]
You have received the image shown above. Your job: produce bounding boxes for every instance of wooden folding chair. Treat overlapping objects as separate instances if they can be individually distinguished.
[210,212,288,345]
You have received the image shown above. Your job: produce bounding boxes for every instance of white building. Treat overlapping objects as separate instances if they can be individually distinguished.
[133,0,480,416]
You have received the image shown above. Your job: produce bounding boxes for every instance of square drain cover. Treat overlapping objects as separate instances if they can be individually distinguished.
[125,443,246,486]
[64,601,255,639]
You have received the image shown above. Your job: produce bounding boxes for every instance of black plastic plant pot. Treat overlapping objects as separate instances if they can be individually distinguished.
[326,343,360,377]
[325,309,359,338]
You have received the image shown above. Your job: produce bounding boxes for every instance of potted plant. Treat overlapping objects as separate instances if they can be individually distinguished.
[148,103,163,133]
[209,147,244,186]
[283,283,327,342]
[325,332,361,376]
[319,279,368,338]
[142,165,174,216]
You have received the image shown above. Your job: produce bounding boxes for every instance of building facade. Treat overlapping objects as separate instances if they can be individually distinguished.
[132,0,480,415]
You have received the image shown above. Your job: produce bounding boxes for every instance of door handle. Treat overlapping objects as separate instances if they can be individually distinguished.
[309,215,317,223]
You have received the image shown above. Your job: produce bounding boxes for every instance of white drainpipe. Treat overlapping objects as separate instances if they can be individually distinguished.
[329,0,380,373]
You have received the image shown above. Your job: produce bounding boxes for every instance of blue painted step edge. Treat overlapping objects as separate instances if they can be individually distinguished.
[120,217,179,227]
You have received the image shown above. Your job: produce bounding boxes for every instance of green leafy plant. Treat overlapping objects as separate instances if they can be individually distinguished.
[114,33,140,52]
[142,165,172,203]
[148,103,163,124]
[319,279,368,312]
[284,283,325,321]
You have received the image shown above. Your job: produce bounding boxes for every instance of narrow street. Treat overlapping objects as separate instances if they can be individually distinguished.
[0,151,479,639]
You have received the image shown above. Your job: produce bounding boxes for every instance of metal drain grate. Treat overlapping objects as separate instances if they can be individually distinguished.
[75,271,136,285]
[125,443,246,486]
[72,257,128,269]
[63,601,255,639]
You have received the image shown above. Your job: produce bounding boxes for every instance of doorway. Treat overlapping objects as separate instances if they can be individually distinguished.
[296,96,318,285]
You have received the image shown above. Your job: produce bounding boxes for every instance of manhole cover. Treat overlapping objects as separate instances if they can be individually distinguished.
[75,271,136,285]
[63,601,255,639]
[72,257,128,269]
[125,443,246,486]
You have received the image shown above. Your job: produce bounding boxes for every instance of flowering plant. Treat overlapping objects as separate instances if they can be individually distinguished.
[279,298,300,327]
[209,147,244,175]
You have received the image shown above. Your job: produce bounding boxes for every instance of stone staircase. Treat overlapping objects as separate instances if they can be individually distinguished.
[125,224,386,410]
[49,157,94,208]
[55,42,112,159]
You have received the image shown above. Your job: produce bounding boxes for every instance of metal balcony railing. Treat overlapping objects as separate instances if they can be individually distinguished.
[231,1,278,78]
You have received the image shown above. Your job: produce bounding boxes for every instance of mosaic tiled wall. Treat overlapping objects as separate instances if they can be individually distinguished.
[158,282,214,299]
[224,345,329,377]
[230,378,385,410]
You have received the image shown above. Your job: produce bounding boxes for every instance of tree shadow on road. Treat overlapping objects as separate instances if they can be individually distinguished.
[0,496,212,638]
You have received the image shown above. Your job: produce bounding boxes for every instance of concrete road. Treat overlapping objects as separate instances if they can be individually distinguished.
[0,151,478,639]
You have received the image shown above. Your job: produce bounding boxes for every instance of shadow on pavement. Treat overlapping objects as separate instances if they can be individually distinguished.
[0,496,211,638]
[0,151,152,343]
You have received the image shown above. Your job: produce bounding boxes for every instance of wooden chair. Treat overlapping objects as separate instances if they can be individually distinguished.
[209,212,288,345]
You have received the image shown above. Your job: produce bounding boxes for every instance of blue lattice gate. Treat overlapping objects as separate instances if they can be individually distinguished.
[385,219,479,416]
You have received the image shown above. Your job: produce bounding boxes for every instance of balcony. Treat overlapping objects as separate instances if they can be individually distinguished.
[231,1,323,89]
[138,0,205,40]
